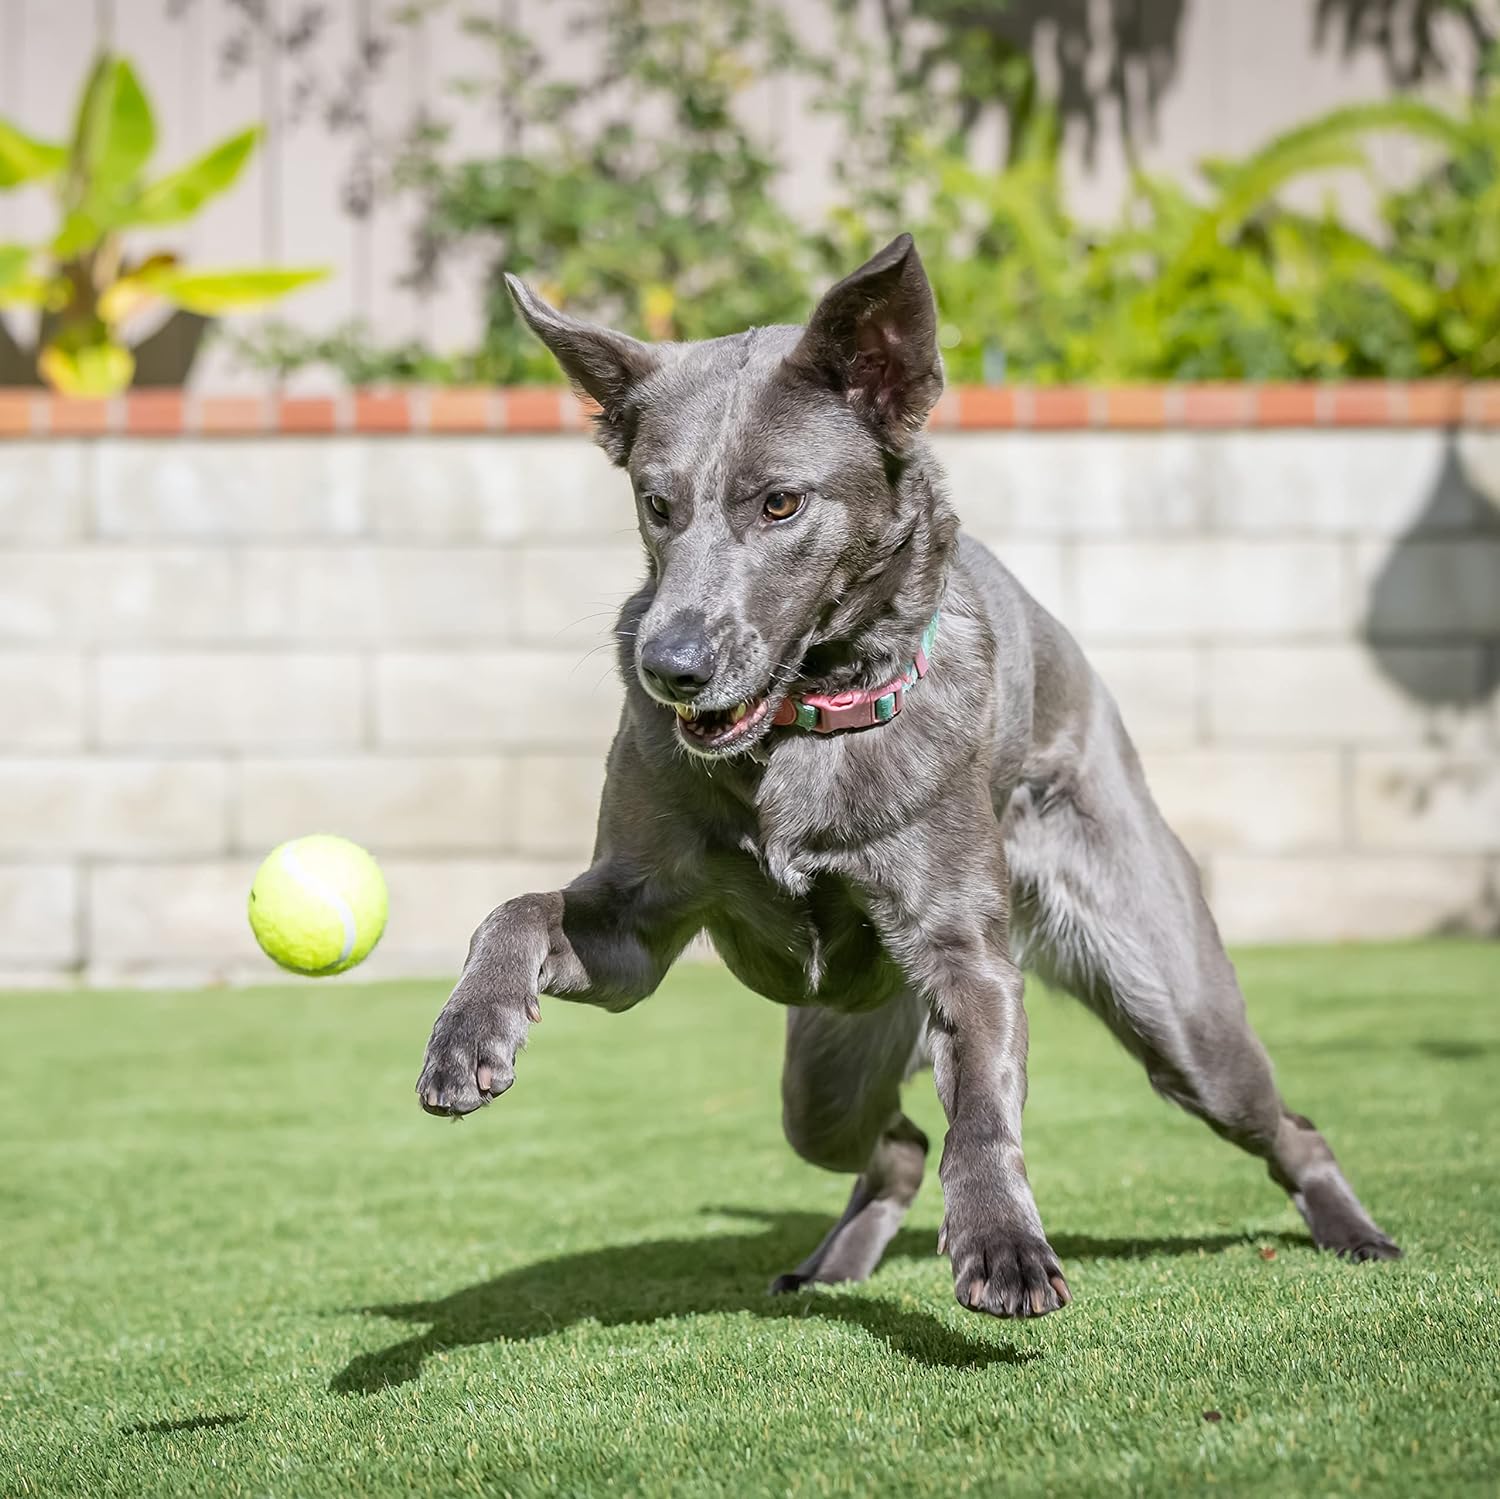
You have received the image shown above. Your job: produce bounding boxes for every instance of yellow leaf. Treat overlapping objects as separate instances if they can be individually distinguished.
[643,285,675,339]
[98,276,162,327]
[38,337,135,396]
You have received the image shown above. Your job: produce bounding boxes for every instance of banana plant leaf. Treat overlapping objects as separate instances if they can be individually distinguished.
[0,119,66,188]
[144,266,328,314]
[128,128,261,227]
[70,55,156,204]
[0,245,53,308]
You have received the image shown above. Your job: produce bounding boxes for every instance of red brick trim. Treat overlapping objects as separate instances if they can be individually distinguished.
[123,390,185,436]
[197,396,269,434]
[274,394,340,433]
[352,389,412,434]
[2,382,1499,437]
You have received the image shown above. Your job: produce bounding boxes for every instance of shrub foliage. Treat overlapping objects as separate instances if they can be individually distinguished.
[235,0,1500,386]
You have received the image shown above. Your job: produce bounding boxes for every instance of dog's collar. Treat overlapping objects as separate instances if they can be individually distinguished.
[773,612,940,735]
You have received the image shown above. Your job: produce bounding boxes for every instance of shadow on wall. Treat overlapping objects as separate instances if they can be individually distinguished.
[902,0,1189,162]
[899,0,1488,165]
[1360,431,1500,938]
[1315,0,1498,90]
[1362,433,1500,709]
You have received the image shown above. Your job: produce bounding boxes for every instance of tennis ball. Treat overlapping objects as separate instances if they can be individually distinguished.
[248,835,388,976]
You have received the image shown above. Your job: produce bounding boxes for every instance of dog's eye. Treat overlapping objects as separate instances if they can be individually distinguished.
[763,490,805,523]
[643,493,670,522]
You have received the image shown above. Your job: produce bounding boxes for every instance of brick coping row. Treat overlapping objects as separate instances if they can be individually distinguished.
[3,381,1499,437]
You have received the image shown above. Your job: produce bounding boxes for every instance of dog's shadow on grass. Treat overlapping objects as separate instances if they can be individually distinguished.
[331,1207,1284,1395]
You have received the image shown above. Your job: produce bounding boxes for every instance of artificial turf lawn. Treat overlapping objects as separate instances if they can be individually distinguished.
[1,943,1496,1497]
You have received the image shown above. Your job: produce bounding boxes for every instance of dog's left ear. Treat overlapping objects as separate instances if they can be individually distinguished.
[786,233,943,448]
[505,274,659,463]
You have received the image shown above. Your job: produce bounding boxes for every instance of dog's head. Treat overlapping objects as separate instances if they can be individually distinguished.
[507,234,949,758]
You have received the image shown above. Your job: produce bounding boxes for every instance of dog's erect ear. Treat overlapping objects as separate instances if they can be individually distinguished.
[786,234,943,448]
[504,274,658,463]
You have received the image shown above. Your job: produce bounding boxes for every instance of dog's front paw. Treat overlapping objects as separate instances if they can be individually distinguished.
[416,995,536,1117]
[940,1215,1072,1318]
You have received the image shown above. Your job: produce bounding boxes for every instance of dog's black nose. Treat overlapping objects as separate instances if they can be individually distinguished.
[640,627,716,701]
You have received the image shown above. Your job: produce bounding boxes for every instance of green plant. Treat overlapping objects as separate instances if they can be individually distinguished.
[0,52,326,395]
[229,1,1500,388]
[1383,57,1500,374]
[238,0,822,387]
[830,63,1482,383]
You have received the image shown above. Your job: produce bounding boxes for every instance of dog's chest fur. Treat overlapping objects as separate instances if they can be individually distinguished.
[642,715,982,1012]
[701,845,907,1010]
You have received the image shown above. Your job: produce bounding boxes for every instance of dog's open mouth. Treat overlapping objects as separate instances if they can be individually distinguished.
[669,694,773,752]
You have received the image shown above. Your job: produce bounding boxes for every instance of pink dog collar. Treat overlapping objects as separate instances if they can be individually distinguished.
[773,612,940,734]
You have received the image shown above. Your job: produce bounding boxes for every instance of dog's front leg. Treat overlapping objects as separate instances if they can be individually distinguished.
[416,859,695,1117]
[860,793,1071,1319]
[925,941,1071,1318]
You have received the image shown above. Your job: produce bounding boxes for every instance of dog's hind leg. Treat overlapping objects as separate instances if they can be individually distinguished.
[771,994,929,1293]
[1003,702,1401,1262]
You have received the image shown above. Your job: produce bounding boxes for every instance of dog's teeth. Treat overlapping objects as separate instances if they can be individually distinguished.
[730,702,748,723]
[673,703,693,720]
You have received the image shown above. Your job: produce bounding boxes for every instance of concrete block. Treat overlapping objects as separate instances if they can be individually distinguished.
[364,438,522,540]
[242,546,515,642]
[94,439,364,537]
[0,865,79,964]
[1208,645,1491,746]
[88,860,259,969]
[515,545,646,647]
[1143,750,1344,854]
[934,432,1207,536]
[0,759,227,855]
[1205,430,1452,535]
[1453,432,1500,525]
[511,754,607,857]
[1075,540,1347,640]
[0,444,88,541]
[375,650,624,750]
[236,756,514,853]
[0,970,77,991]
[1352,753,1500,853]
[1356,537,1500,639]
[503,436,636,540]
[1210,854,1492,943]
[0,652,85,748]
[1087,647,1203,748]
[0,549,238,642]
[96,652,365,749]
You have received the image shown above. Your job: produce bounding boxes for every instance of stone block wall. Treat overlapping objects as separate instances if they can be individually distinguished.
[0,411,1496,983]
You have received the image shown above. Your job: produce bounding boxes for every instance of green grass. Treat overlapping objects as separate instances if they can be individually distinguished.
[1,943,1497,1497]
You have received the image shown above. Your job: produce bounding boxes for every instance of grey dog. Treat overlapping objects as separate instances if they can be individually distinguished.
[416,235,1400,1317]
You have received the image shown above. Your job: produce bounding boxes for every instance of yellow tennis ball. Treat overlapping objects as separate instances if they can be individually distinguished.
[248,835,388,976]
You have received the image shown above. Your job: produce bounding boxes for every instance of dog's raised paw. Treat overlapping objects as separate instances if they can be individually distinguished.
[415,1007,527,1117]
[417,1054,509,1117]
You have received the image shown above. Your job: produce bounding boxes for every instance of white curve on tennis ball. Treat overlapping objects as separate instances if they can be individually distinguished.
[278,843,357,966]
